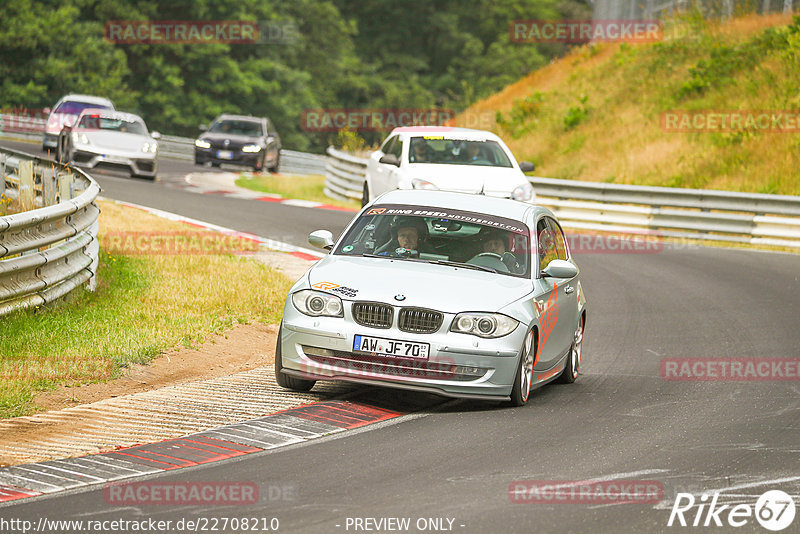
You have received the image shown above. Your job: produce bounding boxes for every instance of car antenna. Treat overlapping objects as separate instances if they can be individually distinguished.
[478,182,486,195]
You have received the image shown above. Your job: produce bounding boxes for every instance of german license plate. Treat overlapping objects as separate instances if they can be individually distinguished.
[216,150,233,159]
[353,334,429,360]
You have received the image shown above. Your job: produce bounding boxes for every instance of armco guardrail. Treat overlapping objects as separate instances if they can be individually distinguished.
[323,147,800,249]
[0,116,327,176]
[0,148,100,316]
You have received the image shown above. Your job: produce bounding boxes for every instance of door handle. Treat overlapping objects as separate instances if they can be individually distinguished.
[564,285,574,294]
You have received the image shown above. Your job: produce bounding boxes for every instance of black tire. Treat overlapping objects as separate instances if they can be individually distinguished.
[210,162,221,168]
[361,182,370,207]
[61,138,71,164]
[275,324,316,391]
[268,155,280,173]
[507,328,536,407]
[56,136,64,163]
[254,153,265,173]
[557,313,584,384]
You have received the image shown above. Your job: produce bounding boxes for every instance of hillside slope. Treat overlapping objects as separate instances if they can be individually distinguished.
[453,13,800,195]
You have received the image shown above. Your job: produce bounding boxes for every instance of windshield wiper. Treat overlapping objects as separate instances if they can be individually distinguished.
[429,259,498,273]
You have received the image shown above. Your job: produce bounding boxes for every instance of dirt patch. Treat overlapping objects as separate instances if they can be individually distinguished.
[32,322,278,412]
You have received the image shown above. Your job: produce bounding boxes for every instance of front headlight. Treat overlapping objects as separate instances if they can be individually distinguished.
[292,290,343,317]
[72,132,89,145]
[142,142,157,153]
[242,144,262,153]
[412,178,439,190]
[511,183,533,202]
[450,312,519,338]
[195,139,211,149]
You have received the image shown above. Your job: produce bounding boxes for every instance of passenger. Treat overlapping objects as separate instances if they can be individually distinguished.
[463,143,483,162]
[375,217,435,256]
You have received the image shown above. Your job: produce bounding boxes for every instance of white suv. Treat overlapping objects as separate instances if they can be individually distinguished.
[363,126,535,206]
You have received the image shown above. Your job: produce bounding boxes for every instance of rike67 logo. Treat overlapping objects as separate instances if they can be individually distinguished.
[668,490,795,531]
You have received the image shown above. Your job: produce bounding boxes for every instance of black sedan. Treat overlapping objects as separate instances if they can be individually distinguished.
[194,114,281,172]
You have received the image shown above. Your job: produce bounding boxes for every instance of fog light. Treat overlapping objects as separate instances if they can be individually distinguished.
[455,365,482,376]
[304,346,335,357]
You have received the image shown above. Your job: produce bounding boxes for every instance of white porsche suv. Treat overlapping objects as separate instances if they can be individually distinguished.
[362,126,536,206]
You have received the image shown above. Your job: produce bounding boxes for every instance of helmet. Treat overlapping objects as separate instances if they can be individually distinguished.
[390,216,428,241]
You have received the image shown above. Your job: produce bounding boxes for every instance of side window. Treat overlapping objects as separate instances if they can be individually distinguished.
[548,218,569,260]
[381,135,397,154]
[536,218,558,273]
[389,138,403,159]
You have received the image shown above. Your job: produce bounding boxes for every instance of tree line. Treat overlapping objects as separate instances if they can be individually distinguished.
[1,0,589,151]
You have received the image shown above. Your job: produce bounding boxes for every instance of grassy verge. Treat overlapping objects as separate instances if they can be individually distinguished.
[458,13,800,195]
[0,200,293,418]
[236,173,360,211]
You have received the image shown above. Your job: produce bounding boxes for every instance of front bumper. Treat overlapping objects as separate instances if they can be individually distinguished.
[195,147,261,167]
[279,303,527,400]
[71,147,157,177]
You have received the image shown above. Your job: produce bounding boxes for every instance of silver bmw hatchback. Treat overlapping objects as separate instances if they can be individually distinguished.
[276,190,586,406]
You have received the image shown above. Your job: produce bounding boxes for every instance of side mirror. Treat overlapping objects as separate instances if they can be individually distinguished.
[199,124,207,131]
[308,230,335,250]
[379,153,400,167]
[151,131,161,140]
[43,107,51,116]
[541,259,578,279]
[519,161,535,173]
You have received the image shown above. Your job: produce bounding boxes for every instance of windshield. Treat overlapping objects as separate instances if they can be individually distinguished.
[334,204,530,277]
[54,101,112,115]
[77,115,147,135]
[208,119,263,136]
[408,137,513,167]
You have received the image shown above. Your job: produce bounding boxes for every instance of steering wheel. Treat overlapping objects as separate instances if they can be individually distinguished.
[473,252,502,260]
[466,252,510,273]
[501,252,521,273]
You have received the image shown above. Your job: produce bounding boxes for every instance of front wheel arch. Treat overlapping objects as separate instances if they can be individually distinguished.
[506,325,538,407]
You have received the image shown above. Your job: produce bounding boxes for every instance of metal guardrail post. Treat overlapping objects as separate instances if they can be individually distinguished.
[18,160,35,211]
[0,153,5,200]
[59,172,73,202]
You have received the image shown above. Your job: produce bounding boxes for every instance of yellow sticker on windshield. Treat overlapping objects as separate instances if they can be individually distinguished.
[423,136,444,140]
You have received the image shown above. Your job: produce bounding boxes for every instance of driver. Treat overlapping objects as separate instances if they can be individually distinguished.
[482,233,507,255]
[471,228,521,272]
[375,216,434,256]
[463,142,483,162]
